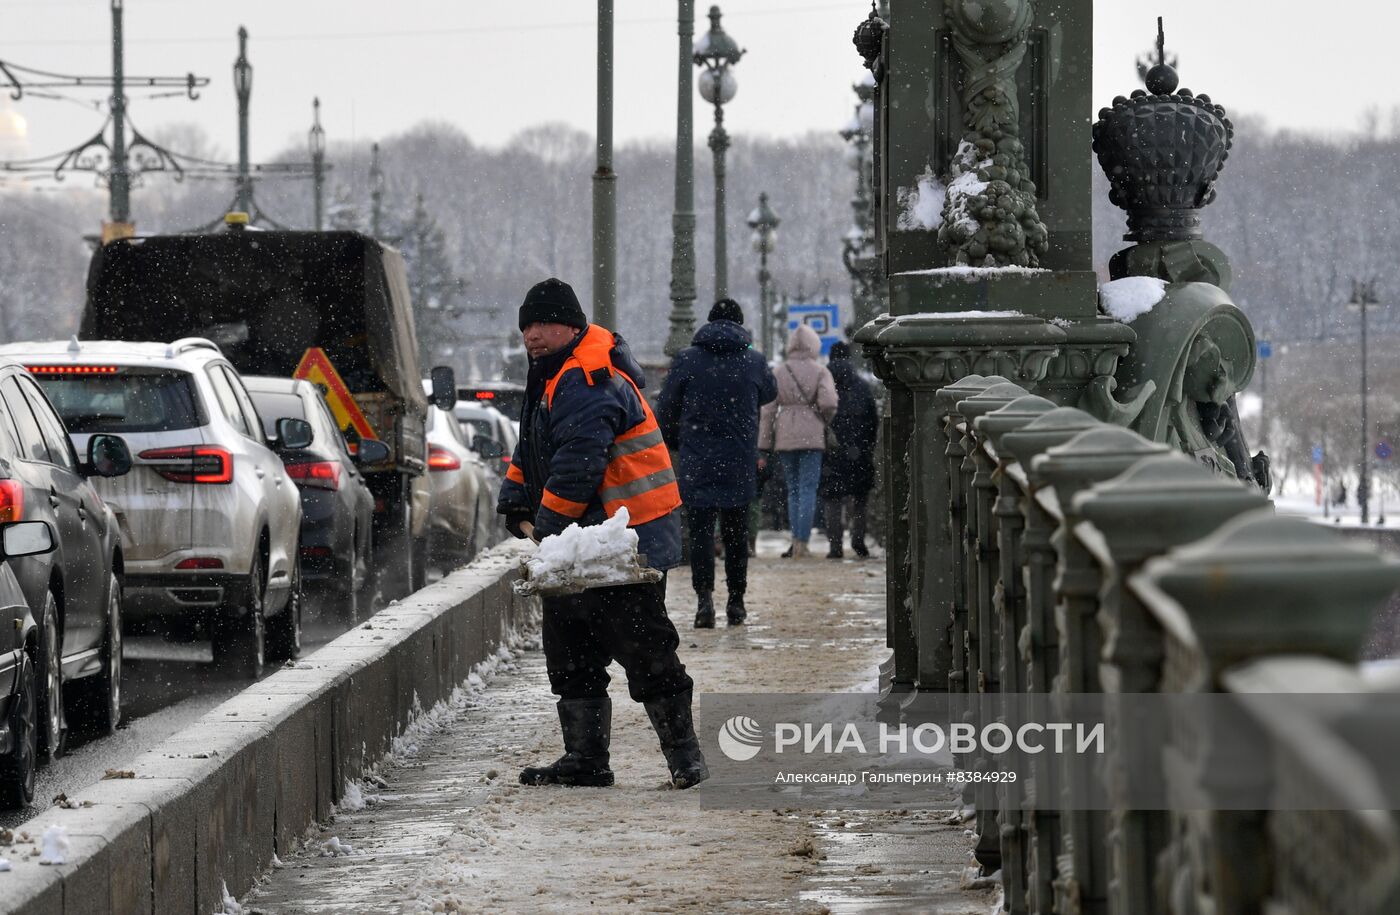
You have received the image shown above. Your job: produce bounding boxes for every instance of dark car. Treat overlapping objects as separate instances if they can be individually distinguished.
[245,376,382,624]
[0,362,132,806]
[0,520,67,808]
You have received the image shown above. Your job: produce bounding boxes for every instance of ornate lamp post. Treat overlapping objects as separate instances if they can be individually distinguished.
[746,192,780,355]
[1348,279,1381,524]
[309,97,326,231]
[694,5,743,303]
[369,142,384,239]
[840,72,880,339]
[232,26,253,214]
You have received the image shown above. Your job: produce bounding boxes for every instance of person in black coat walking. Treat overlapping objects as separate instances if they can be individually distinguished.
[655,299,778,627]
[819,342,878,558]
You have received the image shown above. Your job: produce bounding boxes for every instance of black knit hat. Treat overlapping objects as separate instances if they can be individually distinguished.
[519,277,588,331]
[708,298,744,324]
[828,341,851,361]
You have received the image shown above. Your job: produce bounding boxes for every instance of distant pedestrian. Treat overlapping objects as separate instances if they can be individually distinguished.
[656,299,778,628]
[499,277,708,790]
[819,342,878,559]
[759,324,837,558]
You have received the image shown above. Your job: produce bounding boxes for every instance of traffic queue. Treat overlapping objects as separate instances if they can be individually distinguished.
[0,223,514,809]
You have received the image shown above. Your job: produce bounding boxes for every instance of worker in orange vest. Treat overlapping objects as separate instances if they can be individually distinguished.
[498,277,708,790]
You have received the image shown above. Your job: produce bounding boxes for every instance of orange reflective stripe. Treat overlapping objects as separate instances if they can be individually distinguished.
[506,462,526,484]
[542,489,589,518]
[599,404,682,525]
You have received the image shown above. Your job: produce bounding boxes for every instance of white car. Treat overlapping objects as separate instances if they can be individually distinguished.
[3,338,307,677]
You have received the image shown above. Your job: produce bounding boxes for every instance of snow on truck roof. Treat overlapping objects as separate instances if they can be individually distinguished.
[0,337,227,365]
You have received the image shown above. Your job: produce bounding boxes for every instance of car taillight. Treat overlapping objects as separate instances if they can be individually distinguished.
[0,480,22,523]
[286,461,342,491]
[427,445,461,472]
[138,446,234,484]
[176,558,224,570]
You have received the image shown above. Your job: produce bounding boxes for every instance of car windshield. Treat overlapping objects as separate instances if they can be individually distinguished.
[35,369,205,434]
[247,390,306,439]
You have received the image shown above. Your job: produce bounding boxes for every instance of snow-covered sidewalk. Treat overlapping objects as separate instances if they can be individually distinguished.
[243,533,994,914]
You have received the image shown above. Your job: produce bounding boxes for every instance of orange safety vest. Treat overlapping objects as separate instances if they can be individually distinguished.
[536,326,682,526]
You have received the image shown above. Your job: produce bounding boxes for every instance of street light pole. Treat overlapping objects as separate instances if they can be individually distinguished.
[592,0,617,330]
[1350,280,1380,524]
[665,0,698,359]
[109,0,130,225]
[694,5,743,303]
[233,26,253,214]
[369,142,384,239]
[747,193,779,356]
[309,97,326,231]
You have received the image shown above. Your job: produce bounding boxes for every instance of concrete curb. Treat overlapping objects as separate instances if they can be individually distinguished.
[0,541,538,915]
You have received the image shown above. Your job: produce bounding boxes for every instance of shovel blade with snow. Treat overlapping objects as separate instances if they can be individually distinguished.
[512,508,663,596]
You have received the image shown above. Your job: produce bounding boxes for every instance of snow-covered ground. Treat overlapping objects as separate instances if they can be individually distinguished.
[245,532,996,914]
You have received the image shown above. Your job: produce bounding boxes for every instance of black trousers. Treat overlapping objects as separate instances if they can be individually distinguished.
[542,579,693,703]
[686,505,749,596]
[823,495,868,551]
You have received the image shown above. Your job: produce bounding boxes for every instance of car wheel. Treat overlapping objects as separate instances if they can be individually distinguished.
[213,548,266,679]
[335,528,366,625]
[411,536,429,592]
[38,592,66,762]
[379,494,415,602]
[71,573,122,735]
[267,559,303,663]
[0,650,39,809]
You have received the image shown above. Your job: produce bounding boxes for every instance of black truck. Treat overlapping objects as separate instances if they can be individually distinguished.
[81,225,455,599]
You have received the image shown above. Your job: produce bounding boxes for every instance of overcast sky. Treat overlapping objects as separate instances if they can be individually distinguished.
[2,1,1396,165]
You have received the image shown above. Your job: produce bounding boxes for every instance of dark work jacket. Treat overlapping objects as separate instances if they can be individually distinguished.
[819,358,879,499]
[497,326,683,570]
[654,320,778,509]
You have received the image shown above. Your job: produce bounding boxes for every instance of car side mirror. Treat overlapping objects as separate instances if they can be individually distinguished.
[473,437,505,461]
[430,366,457,410]
[86,433,133,478]
[1,521,55,558]
[355,438,391,465]
[276,417,314,450]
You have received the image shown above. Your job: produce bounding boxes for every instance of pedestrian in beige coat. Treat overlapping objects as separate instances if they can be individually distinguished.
[758,324,838,557]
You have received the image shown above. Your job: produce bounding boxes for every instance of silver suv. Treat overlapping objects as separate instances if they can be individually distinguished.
[1,338,307,677]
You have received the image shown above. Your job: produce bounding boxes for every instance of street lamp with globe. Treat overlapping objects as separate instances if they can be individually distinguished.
[694,5,744,302]
[746,192,780,355]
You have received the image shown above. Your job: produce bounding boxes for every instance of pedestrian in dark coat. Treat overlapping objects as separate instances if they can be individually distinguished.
[498,277,707,791]
[655,298,777,628]
[819,342,878,558]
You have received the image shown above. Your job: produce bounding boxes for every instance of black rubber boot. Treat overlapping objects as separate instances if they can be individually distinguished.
[694,592,716,629]
[726,593,747,626]
[644,690,710,789]
[520,698,614,787]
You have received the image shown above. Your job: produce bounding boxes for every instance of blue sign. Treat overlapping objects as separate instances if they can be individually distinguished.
[1312,444,1324,464]
[1378,442,1393,461]
[786,303,843,357]
[1257,340,1273,359]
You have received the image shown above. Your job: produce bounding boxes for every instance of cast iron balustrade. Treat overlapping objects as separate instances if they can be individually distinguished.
[904,372,1400,915]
